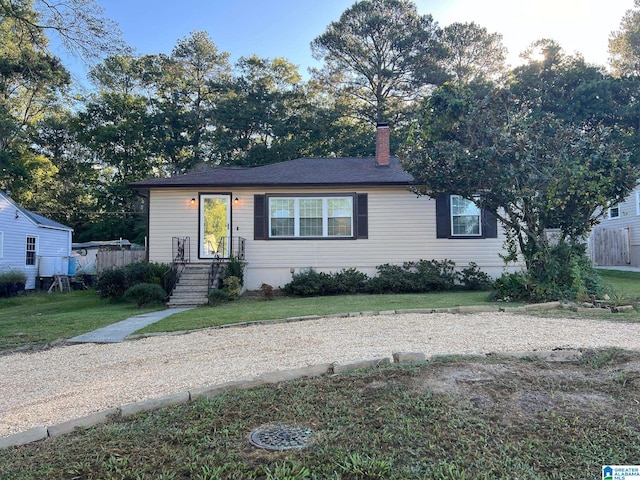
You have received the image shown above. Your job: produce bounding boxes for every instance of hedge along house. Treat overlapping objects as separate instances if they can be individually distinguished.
[130,124,506,296]
[0,190,73,290]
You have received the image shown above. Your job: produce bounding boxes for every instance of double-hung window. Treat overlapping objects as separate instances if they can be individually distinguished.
[26,236,37,266]
[450,195,482,236]
[269,196,353,238]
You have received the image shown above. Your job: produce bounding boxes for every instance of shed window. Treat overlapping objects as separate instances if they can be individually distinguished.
[608,205,620,219]
[26,236,37,266]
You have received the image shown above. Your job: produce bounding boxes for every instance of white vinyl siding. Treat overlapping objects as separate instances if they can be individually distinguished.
[0,192,71,290]
[147,187,510,289]
[268,196,353,238]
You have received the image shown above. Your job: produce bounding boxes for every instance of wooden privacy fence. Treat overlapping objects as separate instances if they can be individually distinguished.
[96,249,146,272]
[588,226,630,266]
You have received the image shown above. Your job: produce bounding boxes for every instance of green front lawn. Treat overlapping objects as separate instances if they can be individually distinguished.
[137,290,497,334]
[0,268,637,352]
[0,290,162,351]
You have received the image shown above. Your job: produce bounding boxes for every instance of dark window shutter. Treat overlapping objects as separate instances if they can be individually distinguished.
[254,195,267,240]
[356,193,368,239]
[483,210,498,238]
[435,193,450,238]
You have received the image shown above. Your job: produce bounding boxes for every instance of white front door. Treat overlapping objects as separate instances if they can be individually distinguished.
[200,194,231,258]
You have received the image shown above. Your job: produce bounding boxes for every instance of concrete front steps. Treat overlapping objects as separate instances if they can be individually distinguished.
[167,263,211,307]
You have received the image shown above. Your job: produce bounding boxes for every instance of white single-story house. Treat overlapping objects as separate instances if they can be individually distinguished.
[0,191,73,289]
[588,184,640,267]
[130,124,509,291]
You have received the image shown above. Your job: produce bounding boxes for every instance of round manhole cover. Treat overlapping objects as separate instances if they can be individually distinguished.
[249,425,313,451]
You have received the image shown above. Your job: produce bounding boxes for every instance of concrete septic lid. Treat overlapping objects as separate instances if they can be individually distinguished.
[249,424,313,451]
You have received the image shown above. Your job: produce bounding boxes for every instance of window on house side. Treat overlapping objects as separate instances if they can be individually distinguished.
[269,197,353,238]
[636,191,640,216]
[26,236,37,266]
[451,195,482,236]
[608,205,620,219]
[0,232,3,259]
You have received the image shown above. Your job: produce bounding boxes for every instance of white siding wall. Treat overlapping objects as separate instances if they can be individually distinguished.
[0,195,72,289]
[148,187,509,290]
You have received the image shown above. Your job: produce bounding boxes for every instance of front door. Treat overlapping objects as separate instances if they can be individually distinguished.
[200,194,231,258]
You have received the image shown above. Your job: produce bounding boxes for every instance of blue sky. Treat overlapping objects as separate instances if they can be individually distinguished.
[57,0,636,86]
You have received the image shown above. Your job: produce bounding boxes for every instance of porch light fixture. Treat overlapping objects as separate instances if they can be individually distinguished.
[234,197,239,205]
[190,197,196,205]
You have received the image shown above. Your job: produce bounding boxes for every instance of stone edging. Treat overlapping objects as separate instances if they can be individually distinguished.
[0,345,583,450]
[126,301,564,341]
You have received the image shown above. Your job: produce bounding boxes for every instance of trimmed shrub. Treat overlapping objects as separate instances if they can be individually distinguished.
[223,276,242,300]
[223,255,246,286]
[97,261,171,299]
[365,263,414,294]
[0,270,27,297]
[414,259,457,291]
[96,268,128,299]
[491,272,529,302]
[123,283,167,307]
[283,270,332,296]
[366,260,456,294]
[459,262,493,291]
[208,289,230,306]
[330,268,369,294]
[282,261,493,297]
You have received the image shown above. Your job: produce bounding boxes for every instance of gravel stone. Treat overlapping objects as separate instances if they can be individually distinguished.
[2,312,640,437]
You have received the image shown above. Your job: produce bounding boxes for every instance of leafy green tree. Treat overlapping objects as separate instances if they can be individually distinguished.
[311,0,447,125]
[31,111,99,238]
[72,91,154,242]
[145,31,231,174]
[214,55,312,166]
[609,0,640,78]
[440,22,507,85]
[0,0,70,197]
[510,40,616,125]
[401,82,638,276]
[0,0,123,60]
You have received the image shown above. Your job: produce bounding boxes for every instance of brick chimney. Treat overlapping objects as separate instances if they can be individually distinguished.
[375,122,390,167]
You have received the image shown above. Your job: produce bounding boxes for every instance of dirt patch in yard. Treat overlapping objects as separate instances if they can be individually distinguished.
[401,349,636,425]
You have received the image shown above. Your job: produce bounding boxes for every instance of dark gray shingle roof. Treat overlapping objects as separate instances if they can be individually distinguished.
[130,157,414,190]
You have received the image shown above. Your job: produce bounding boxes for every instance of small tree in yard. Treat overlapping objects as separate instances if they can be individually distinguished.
[401,75,639,300]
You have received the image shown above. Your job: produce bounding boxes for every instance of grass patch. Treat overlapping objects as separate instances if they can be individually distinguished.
[137,290,496,334]
[0,290,162,351]
[2,351,640,479]
[598,269,640,300]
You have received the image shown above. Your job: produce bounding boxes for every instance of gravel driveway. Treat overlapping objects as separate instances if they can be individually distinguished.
[3,311,640,438]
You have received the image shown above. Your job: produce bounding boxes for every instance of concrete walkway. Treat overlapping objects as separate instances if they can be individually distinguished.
[68,308,193,344]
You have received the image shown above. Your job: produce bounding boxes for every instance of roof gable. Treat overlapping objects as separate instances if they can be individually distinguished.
[0,191,73,232]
